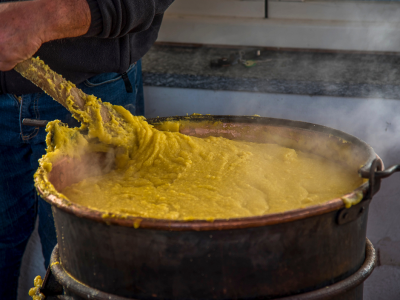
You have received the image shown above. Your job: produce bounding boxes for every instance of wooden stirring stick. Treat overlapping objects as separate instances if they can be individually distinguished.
[15,57,111,123]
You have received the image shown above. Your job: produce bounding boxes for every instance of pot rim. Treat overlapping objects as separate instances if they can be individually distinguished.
[37,115,376,231]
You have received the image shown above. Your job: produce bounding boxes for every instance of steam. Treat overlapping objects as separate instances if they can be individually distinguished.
[145,88,400,165]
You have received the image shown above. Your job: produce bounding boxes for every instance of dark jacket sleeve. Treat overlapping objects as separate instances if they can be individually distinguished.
[84,0,174,38]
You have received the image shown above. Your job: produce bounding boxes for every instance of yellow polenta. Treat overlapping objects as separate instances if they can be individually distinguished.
[41,112,362,221]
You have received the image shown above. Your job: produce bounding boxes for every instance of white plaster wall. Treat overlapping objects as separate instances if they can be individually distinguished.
[18,87,400,299]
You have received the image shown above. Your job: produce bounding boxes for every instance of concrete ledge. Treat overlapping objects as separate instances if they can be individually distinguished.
[142,44,400,100]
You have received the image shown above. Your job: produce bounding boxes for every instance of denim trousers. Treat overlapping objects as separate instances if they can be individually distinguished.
[0,60,144,300]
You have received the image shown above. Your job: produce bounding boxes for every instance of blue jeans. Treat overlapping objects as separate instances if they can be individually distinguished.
[0,60,144,300]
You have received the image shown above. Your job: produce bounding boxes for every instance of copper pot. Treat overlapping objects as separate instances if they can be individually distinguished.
[36,116,396,299]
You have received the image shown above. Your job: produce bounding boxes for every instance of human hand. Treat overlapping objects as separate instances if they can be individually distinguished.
[0,0,91,71]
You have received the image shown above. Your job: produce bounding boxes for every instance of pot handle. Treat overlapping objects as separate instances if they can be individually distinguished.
[359,159,400,198]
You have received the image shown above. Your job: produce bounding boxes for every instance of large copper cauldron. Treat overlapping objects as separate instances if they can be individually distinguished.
[36,116,396,300]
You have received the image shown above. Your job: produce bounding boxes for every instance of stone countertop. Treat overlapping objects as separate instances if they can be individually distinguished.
[142,44,400,99]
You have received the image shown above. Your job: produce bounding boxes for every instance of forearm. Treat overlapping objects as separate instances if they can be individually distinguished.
[0,0,91,71]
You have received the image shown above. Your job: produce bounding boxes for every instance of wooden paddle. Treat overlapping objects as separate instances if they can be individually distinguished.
[14,57,111,123]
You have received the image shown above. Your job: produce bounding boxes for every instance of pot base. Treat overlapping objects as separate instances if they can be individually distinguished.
[39,239,376,300]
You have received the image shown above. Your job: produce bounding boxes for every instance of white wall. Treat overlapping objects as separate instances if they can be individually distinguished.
[159,0,400,52]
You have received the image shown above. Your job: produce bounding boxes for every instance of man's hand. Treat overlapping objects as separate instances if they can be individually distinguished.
[0,0,91,71]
